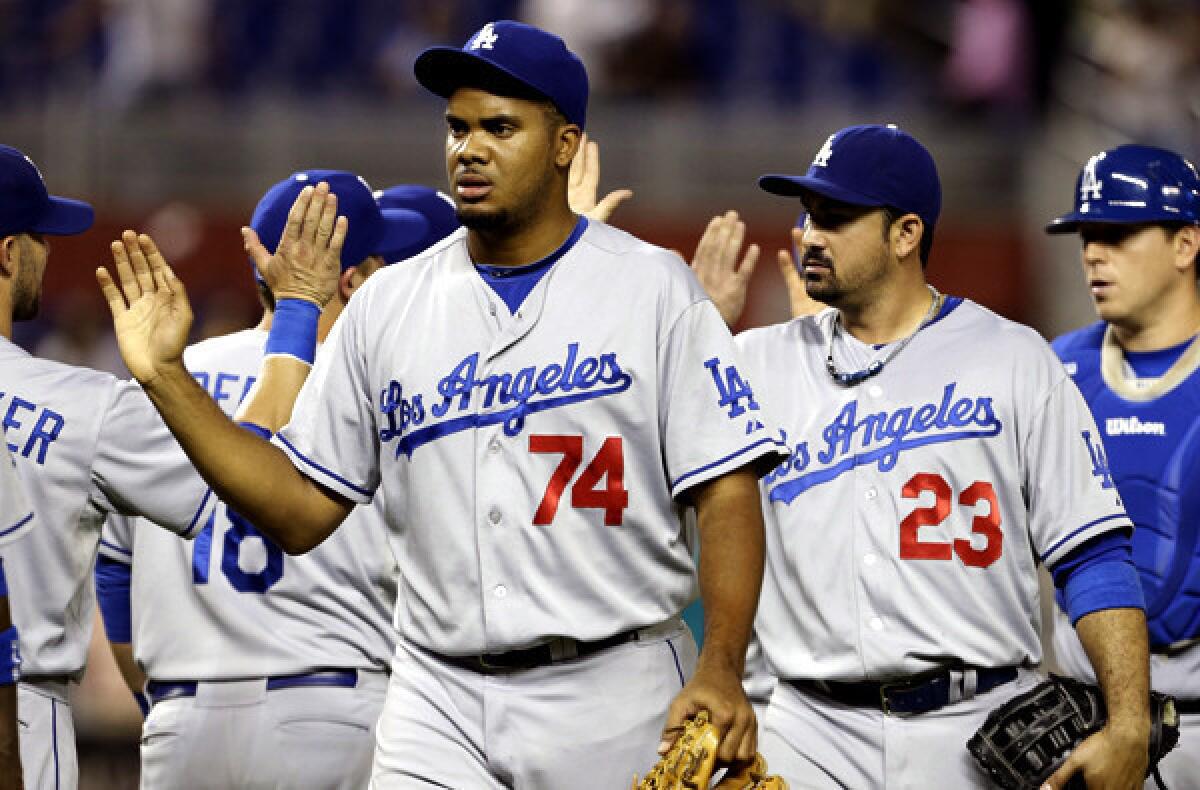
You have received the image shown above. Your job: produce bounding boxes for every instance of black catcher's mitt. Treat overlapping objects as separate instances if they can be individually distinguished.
[967,675,1179,790]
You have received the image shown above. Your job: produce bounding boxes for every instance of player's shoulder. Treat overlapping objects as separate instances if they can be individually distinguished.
[1049,321,1106,359]
[945,298,1053,353]
[735,309,830,358]
[351,228,467,306]
[0,335,119,394]
[577,220,686,271]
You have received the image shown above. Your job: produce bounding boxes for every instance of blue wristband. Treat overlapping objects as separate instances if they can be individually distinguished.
[264,299,320,365]
[0,625,20,685]
[0,558,7,597]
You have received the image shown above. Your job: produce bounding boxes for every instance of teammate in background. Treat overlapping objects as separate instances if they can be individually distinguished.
[97,20,783,789]
[1045,144,1200,788]
[697,124,1151,788]
[0,442,37,787]
[0,143,216,790]
[95,173,428,790]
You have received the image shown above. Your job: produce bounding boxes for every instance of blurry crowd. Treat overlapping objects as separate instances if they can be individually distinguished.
[0,1,1188,129]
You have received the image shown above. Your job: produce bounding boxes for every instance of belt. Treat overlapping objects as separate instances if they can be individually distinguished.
[793,666,1018,716]
[443,629,642,673]
[1175,699,1200,715]
[146,669,358,706]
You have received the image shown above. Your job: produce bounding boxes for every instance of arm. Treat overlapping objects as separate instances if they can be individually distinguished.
[93,551,147,706]
[1044,606,1151,790]
[660,467,765,764]
[96,185,353,554]
[567,132,633,223]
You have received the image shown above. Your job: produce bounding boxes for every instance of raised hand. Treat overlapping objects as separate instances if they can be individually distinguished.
[241,182,347,307]
[568,132,633,223]
[96,231,194,385]
[690,211,760,328]
[777,226,825,319]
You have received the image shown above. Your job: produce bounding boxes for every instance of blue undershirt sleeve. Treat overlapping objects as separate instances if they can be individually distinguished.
[1048,528,1144,624]
[95,555,134,643]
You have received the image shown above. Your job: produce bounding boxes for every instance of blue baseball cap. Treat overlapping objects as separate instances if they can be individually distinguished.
[249,170,428,279]
[372,185,460,264]
[759,124,942,233]
[414,20,588,128]
[1046,144,1200,233]
[0,144,94,238]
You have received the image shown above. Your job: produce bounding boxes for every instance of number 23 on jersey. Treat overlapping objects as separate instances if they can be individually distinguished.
[899,472,1003,568]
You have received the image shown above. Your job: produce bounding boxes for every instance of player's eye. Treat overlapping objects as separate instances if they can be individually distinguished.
[486,121,515,137]
[446,119,468,137]
[1079,224,1142,247]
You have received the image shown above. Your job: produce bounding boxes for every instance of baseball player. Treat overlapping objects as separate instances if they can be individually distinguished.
[96,20,784,789]
[697,124,1152,788]
[1044,144,1200,787]
[94,172,430,789]
[0,143,218,790]
[1,440,36,786]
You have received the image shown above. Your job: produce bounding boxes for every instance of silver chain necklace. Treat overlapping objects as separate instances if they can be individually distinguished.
[825,284,942,387]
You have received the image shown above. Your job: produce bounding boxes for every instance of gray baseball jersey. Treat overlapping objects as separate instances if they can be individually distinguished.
[0,336,212,677]
[275,221,784,655]
[0,440,34,548]
[737,300,1129,682]
[98,328,399,679]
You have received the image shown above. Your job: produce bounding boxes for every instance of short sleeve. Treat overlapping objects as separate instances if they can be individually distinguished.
[1024,374,1131,566]
[90,380,213,538]
[273,299,381,504]
[660,300,787,499]
[99,514,135,566]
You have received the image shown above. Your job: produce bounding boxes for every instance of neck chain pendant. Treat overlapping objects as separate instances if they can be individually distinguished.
[825,285,942,387]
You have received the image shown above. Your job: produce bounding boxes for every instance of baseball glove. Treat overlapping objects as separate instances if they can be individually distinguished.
[966,674,1179,790]
[632,711,788,790]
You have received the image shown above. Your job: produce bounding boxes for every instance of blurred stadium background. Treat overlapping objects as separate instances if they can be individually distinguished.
[1,0,1197,785]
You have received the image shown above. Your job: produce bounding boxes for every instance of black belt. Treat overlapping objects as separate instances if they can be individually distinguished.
[793,666,1018,715]
[146,669,358,706]
[443,629,641,673]
[1175,699,1200,715]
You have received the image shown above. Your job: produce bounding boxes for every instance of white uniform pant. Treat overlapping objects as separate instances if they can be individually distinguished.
[760,669,1040,789]
[17,679,76,790]
[139,670,388,790]
[371,620,697,789]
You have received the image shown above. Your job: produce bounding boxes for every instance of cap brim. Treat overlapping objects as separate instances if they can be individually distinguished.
[758,175,886,209]
[414,48,548,105]
[374,209,431,259]
[30,196,94,236]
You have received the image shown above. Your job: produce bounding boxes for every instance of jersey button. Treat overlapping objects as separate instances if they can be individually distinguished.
[864,487,877,500]
[494,584,508,598]
[863,552,877,567]
[868,385,883,398]
[488,507,502,524]
[488,439,501,454]
[868,617,884,631]
[488,303,498,316]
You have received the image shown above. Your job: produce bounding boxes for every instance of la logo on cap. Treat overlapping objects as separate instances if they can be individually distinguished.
[812,134,836,168]
[1080,152,1104,202]
[470,22,499,50]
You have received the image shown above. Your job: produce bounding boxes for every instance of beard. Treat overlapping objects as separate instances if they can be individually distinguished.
[11,242,42,321]
[456,203,513,232]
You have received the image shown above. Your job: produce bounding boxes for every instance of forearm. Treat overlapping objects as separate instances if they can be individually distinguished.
[692,468,766,673]
[1075,607,1151,738]
[0,597,20,788]
[233,356,312,433]
[142,363,348,552]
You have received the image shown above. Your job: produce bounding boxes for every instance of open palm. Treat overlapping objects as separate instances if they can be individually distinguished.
[96,230,194,384]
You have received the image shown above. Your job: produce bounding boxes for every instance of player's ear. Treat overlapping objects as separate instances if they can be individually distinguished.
[1172,224,1199,274]
[0,235,17,277]
[338,266,357,303]
[554,124,582,169]
[891,213,923,262]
